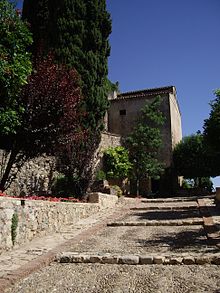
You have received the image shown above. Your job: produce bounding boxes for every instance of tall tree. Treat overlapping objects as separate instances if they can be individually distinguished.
[0,0,32,137]
[22,0,112,130]
[173,133,217,182]
[22,0,112,194]
[126,96,165,195]
[203,90,220,155]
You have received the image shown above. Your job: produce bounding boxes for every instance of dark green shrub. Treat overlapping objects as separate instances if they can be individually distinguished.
[95,170,106,181]
[51,174,87,198]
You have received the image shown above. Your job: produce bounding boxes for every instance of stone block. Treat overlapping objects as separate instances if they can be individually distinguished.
[169,257,183,265]
[182,220,190,225]
[118,255,139,265]
[89,255,103,263]
[145,221,154,226]
[107,222,123,227]
[163,258,170,265]
[211,256,220,265]
[195,257,210,265]
[59,253,72,263]
[176,221,183,226]
[167,221,176,226]
[183,256,195,265]
[153,256,165,264]
[71,255,86,263]
[193,220,203,225]
[102,255,118,264]
[88,192,118,208]
[139,256,154,264]
[81,255,91,263]
[127,222,145,226]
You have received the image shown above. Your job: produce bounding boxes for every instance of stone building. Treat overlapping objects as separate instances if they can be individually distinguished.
[103,85,182,195]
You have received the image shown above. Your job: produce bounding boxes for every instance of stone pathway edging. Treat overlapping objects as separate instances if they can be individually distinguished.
[131,206,198,211]
[142,196,214,203]
[107,219,203,227]
[57,252,220,266]
[0,199,140,293]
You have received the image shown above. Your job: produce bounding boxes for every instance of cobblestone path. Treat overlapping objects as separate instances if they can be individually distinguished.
[3,196,220,293]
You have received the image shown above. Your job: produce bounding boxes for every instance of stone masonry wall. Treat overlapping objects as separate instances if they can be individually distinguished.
[0,193,118,253]
[169,92,182,149]
[0,151,56,197]
[92,132,121,176]
[1,132,121,196]
[107,94,173,168]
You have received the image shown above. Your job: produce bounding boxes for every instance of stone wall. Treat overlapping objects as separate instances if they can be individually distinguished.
[107,92,174,168]
[0,151,56,197]
[169,92,182,149]
[88,192,118,208]
[92,132,121,176]
[0,193,118,253]
[1,132,121,196]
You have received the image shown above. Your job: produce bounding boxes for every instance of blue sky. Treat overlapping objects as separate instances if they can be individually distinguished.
[16,0,220,187]
[106,0,220,136]
[106,0,220,188]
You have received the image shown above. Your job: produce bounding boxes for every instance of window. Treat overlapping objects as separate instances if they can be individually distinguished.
[119,109,126,116]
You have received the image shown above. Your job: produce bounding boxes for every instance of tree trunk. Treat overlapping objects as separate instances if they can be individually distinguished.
[198,177,202,187]
[0,149,18,192]
[137,178,140,196]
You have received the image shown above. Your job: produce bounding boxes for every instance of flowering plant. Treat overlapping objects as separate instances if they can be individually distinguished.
[0,192,80,203]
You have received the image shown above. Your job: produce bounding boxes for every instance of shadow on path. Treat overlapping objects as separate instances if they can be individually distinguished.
[131,207,200,221]
[136,228,218,253]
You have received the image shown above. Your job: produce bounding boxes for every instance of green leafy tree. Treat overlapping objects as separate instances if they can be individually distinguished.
[126,96,165,195]
[203,90,220,155]
[0,0,32,136]
[173,133,217,184]
[181,177,213,192]
[199,177,213,192]
[103,146,133,179]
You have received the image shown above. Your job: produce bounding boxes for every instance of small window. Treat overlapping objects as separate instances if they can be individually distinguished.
[119,109,126,116]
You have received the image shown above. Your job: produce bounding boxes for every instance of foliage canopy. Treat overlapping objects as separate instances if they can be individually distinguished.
[173,133,218,179]
[103,146,133,179]
[203,89,220,156]
[126,96,165,182]
[0,0,32,136]
[22,0,112,131]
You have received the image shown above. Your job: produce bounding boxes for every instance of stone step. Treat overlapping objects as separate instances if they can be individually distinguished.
[141,196,214,204]
[131,206,198,211]
[142,198,197,203]
[107,219,203,227]
[57,252,220,266]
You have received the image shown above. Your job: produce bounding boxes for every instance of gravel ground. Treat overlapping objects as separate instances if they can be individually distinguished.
[6,263,220,293]
[67,225,217,255]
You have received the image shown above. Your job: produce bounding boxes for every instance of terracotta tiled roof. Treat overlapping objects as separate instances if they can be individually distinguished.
[116,85,175,100]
